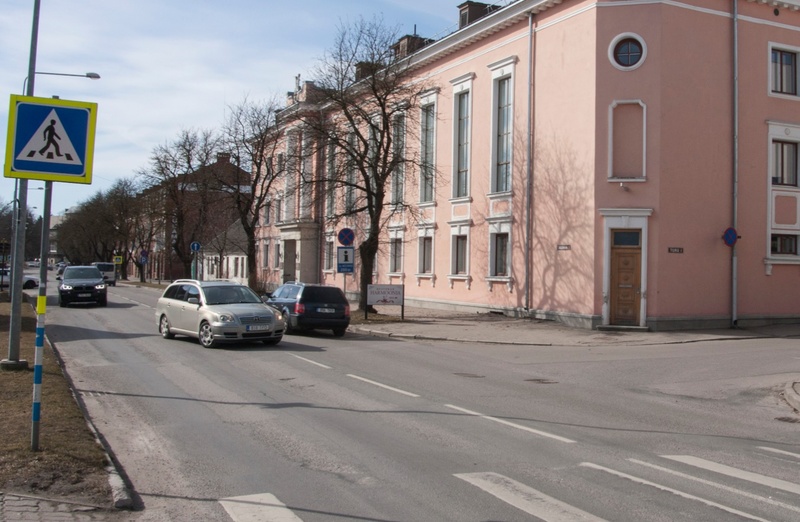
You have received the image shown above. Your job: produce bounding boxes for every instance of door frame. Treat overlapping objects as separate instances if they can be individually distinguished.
[599,208,652,327]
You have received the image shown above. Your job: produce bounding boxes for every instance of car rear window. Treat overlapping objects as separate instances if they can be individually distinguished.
[94,263,114,271]
[302,287,346,302]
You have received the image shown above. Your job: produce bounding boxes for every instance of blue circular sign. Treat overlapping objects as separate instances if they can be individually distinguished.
[722,227,738,247]
[190,241,201,252]
[338,228,355,246]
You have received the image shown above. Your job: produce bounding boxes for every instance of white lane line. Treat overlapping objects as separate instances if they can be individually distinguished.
[757,446,800,461]
[629,458,800,515]
[220,493,303,521]
[455,472,607,521]
[288,353,332,369]
[663,455,800,496]
[445,404,575,443]
[580,463,769,522]
[347,374,420,397]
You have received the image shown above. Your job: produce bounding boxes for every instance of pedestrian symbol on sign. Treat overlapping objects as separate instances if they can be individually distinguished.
[16,110,81,165]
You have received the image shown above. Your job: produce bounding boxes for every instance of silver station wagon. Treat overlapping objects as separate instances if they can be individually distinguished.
[155,279,284,348]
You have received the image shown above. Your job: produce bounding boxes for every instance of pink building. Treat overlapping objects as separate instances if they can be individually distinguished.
[257,0,800,330]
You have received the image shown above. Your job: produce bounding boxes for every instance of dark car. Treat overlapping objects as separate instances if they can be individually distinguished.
[265,282,350,337]
[57,266,107,307]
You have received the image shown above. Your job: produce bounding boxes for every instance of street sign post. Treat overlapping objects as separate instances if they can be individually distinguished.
[337,246,354,273]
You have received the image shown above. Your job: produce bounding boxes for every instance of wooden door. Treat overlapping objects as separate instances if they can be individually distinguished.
[610,230,641,326]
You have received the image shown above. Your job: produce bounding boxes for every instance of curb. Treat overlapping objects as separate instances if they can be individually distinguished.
[785,382,800,413]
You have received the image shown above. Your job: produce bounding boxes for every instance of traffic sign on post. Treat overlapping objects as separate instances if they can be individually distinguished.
[4,95,98,183]
[337,246,354,273]
[191,241,201,253]
[338,228,355,246]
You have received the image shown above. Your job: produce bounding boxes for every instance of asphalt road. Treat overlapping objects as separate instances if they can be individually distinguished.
[43,279,800,521]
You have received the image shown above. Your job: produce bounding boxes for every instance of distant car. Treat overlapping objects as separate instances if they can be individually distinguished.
[91,262,116,286]
[57,266,107,307]
[155,279,285,348]
[265,282,350,337]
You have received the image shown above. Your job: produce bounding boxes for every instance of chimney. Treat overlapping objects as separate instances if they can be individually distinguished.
[392,34,433,59]
[355,61,380,81]
[458,1,500,29]
[216,152,231,163]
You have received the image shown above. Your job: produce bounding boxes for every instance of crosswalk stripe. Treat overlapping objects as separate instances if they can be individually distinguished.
[629,458,800,515]
[445,404,576,443]
[663,455,800,496]
[455,472,607,521]
[220,493,303,522]
[580,463,770,522]
[757,446,800,461]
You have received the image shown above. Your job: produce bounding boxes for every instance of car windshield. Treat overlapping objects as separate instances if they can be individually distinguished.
[64,268,102,279]
[203,285,261,305]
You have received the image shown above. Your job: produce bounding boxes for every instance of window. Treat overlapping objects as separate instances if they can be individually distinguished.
[263,242,270,268]
[455,91,470,198]
[453,235,467,274]
[421,103,435,202]
[263,201,271,225]
[274,242,281,269]
[494,77,512,193]
[392,114,406,205]
[614,38,642,67]
[772,48,797,96]
[275,199,282,223]
[324,240,334,270]
[772,234,798,255]
[773,141,798,186]
[326,142,336,216]
[390,238,403,273]
[346,134,356,212]
[491,233,509,277]
[419,237,433,273]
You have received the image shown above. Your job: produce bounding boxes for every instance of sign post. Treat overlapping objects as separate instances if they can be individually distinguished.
[367,284,405,320]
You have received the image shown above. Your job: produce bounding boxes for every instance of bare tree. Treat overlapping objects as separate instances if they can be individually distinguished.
[298,16,434,310]
[216,97,286,289]
[138,129,219,278]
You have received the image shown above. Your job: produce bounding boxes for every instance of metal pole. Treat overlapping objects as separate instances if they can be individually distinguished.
[31,181,52,450]
[2,0,39,371]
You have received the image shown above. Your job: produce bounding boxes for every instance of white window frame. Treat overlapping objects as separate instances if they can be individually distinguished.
[448,219,472,289]
[420,90,438,204]
[392,112,406,206]
[608,33,648,72]
[766,121,800,268]
[486,217,512,291]
[488,57,517,194]
[769,42,800,100]
[324,238,335,271]
[451,73,474,200]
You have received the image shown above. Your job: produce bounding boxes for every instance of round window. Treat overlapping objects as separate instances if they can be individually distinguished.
[609,33,647,71]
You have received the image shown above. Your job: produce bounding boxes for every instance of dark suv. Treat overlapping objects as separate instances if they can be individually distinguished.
[266,282,350,337]
[57,266,107,307]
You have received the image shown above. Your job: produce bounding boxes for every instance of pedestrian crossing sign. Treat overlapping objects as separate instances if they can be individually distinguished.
[4,95,98,184]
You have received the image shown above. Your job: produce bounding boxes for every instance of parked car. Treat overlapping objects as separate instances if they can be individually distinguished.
[57,266,107,307]
[155,279,284,348]
[0,268,39,289]
[91,262,116,286]
[265,282,350,337]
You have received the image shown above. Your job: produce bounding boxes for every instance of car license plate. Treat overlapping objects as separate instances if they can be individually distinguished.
[247,324,270,332]
[78,293,91,297]
[318,308,335,313]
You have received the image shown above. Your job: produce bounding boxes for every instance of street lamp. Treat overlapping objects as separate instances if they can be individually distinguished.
[22,71,101,94]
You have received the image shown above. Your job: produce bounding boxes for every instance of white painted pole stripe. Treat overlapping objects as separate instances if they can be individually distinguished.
[757,446,800,461]
[580,463,770,522]
[629,458,800,515]
[445,404,576,443]
[663,455,800,496]
[347,374,420,397]
[288,353,332,369]
[455,472,607,521]
[220,493,303,521]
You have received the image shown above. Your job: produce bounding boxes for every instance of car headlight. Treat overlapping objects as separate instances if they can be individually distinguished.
[95,284,106,290]
[275,311,283,321]
[60,284,73,290]
[218,313,235,323]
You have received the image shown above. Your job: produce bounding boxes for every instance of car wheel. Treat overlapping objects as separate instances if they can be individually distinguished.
[332,328,346,337]
[99,296,107,307]
[159,315,174,339]
[23,280,35,289]
[58,296,66,308]
[198,321,217,348]
[282,309,294,334]
[262,337,282,346]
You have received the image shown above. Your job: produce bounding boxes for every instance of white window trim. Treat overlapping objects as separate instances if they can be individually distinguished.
[415,225,436,286]
[451,73,474,199]
[768,41,800,101]
[420,92,438,204]
[608,33,648,72]
[448,220,472,289]
[489,56,517,195]
[765,121,800,270]
[486,217,513,291]
[608,99,647,181]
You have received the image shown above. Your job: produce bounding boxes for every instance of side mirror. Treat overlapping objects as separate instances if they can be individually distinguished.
[187,297,200,305]
[56,275,61,280]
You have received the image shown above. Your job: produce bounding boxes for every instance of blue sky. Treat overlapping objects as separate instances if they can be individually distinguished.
[0,0,469,217]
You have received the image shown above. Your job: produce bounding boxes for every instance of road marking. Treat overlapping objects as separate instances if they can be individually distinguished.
[347,374,420,397]
[455,472,606,521]
[220,493,303,521]
[629,458,800,515]
[445,404,575,443]
[663,455,800,495]
[757,446,800,461]
[288,353,332,369]
[580,463,769,522]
